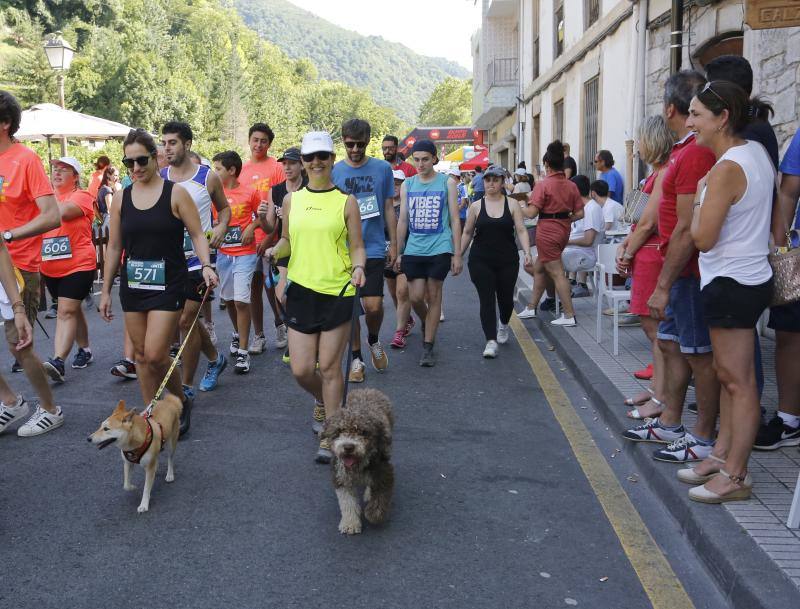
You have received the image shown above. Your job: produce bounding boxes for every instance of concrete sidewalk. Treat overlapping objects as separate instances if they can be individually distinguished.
[514,259,800,608]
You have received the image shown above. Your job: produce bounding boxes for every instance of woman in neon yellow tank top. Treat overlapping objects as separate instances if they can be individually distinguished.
[266,131,366,464]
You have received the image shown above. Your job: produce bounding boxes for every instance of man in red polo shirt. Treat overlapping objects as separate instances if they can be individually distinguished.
[0,90,64,438]
[382,135,416,177]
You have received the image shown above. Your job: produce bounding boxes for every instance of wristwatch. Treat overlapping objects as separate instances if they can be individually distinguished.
[2,230,13,243]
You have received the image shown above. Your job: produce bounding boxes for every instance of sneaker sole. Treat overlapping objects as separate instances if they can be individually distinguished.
[42,362,65,383]
[652,452,705,463]
[371,357,389,372]
[0,405,29,433]
[18,417,64,437]
[348,376,366,383]
[753,437,800,451]
[621,433,676,444]
[234,367,250,374]
[111,368,137,380]
[71,360,93,369]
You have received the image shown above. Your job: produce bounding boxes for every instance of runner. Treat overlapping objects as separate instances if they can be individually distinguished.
[265,131,366,463]
[87,155,110,199]
[332,119,396,383]
[385,170,414,349]
[211,150,260,375]
[259,146,308,364]
[0,90,65,437]
[395,139,462,367]
[382,135,416,177]
[40,157,96,382]
[100,128,218,436]
[238,123,287,354]
[159,121,230,395]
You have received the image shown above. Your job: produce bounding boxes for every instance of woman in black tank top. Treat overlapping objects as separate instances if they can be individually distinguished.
[460,167,531,358]
[99,129,218,425]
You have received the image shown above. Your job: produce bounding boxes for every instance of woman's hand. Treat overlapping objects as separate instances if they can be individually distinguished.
[12,312,32,351]
[393,254,402,273]
[523,252,532,267]
[202,265,219,289]
[100,291,114,322]
[451,254,463,276]
[263,246,275,262]
[351,266,366,288]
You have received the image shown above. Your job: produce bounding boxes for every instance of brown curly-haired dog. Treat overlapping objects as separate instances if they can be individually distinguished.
[321,388,394,535]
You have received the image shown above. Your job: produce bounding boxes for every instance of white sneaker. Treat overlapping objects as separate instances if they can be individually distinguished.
[204,321,217,345]
[517,307,537,320]
[0,395,29,434]
[483,340,498,358]
[234,350,251,374]
[229,332,240,355]
[275,324,288,349]
[550,315,576,327]
[248,334,267,354]
[439,310,445,322]
[17,405,63,437]
[348,358,366,383]
[497,323,509,344]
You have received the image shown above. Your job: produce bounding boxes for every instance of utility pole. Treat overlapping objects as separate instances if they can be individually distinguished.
[669,0,683,74]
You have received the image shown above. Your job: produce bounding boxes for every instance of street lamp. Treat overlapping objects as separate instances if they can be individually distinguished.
[43,31,76,156]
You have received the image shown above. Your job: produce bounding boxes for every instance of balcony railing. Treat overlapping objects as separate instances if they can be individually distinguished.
[486,57,518,89]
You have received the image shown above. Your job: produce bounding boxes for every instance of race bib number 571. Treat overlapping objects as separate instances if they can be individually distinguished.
[126,259,166,291]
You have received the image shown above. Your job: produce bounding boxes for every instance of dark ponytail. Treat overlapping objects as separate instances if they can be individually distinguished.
[696,81,773,134]
[543,140,566,171]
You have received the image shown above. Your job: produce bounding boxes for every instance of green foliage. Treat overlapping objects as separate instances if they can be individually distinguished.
[233,0,470,123]
[418,77,473,126]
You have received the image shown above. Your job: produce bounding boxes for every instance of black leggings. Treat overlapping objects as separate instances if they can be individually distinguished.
[468,257,518,341]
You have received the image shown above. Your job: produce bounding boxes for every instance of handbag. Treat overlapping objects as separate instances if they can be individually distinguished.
[622,189,649,224]
[770,229,800,307]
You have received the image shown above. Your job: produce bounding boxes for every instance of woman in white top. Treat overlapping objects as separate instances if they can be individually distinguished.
[686,81,775,504]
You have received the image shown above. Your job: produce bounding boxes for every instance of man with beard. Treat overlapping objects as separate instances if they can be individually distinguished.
[382,135,416,177]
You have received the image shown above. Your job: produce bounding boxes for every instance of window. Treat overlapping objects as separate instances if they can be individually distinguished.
[581,77,599,175]
[554,1,565,58]
[532,0,540,79]
[553,100,564,143]
[584,0,600,30]
[532,114,541,170]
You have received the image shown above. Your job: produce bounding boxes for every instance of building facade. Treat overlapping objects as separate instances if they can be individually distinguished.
[473,0,800,192]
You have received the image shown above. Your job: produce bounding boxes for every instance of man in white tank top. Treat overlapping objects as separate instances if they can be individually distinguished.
[161,122,231,405]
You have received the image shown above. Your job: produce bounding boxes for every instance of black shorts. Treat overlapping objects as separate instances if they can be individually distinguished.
[285,282,355,334]
[361,258,385,297]
[701,276,773,329]
[184,270,214,303]
[401,253,452,281]
[768,299,800,333]
[43,270,94,302]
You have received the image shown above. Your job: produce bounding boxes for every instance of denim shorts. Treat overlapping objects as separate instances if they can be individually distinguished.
[657,276,712,354]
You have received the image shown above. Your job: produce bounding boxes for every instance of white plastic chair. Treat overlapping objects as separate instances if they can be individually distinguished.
[595,243,632,355]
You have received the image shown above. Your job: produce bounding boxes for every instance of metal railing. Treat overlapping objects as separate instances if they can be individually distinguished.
[486,57,519,89]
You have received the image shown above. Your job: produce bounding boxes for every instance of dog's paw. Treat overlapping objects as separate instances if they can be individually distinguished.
[364,502,387,524]
[338,517,362,535]
[137,504,149,514]
[123,484,137,491]
[165,472,174,483]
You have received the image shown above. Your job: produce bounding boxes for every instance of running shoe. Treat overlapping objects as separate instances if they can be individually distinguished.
[571,285,591,298]
[439,310,445,322]
[282,349,290,364]
[369,341,389,372]
[517,307,537,320]
[234,351,250,374]
[483,340,498,358]
[249,334,267,354]
[275,324,288,349]
[11,359,22,373]
[229,333,240,356]
[43,357,66,383]
[539,298,556,312]
[652,433,713,463]
[316,437,332,464]
[17,405,63,437]
[497,322,509,344]
[182,385,196,401]
[312,401,325,435]
[110,358,137,379]
[634,363,654,380]
[603,302,630,316]
[550,315,576,327]
[622,418,685,444]
[403,316,415,337]
[0,395,29,434]
[71,348,93,369]
[390,329,406,349]
[348,358,366,383]
[419,345,436,367]
[204,321,217,345]
[45,303,58,319]
[754,415,800,450]
[199,352,228,392]
[169,343,180,360]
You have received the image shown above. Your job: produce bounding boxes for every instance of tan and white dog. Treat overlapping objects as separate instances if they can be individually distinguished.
[88,396,182,513]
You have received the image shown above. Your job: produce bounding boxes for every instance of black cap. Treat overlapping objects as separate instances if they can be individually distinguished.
[484,165,506,179]
[278,147,301,162]
[411,139,437,157]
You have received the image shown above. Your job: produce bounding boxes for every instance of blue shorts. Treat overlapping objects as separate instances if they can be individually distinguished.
[657,276,712,354]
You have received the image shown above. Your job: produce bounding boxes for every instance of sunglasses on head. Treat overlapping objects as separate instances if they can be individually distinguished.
[344,141,367,149]
[301,151,332,163]
[121,155,152,169]
[701,82,728,108]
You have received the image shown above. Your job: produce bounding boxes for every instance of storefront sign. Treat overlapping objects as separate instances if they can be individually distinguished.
[746,0,800,29]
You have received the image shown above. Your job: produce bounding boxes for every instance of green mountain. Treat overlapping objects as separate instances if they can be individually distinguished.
[233,0,470,123]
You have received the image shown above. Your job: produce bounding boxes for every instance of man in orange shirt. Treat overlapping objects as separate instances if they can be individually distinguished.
[237,123,286,354]
[0,90,64,438]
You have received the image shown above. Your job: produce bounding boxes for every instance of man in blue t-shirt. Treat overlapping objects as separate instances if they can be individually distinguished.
[470,165,485,201]
[332,118,396,382]
[594,149,624,202]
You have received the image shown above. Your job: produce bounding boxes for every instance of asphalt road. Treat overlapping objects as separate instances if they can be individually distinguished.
[0,272,727,609]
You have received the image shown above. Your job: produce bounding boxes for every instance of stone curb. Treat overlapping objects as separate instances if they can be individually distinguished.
[514,284,799,609]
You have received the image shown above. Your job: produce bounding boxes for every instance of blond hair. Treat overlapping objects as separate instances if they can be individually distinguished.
[638,116,673,167]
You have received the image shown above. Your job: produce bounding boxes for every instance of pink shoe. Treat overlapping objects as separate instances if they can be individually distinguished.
[390,329,406,349]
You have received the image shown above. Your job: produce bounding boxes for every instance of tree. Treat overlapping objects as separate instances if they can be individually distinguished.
[417,78,473,126]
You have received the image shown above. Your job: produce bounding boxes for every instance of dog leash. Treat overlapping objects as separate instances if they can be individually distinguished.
[341,283,361,409]
[144,286,211,417]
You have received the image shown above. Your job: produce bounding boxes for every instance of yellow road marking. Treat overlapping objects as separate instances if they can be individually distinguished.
[510,315,695,609]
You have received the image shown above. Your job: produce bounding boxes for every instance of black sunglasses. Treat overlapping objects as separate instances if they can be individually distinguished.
[121,155,152,169]
[344,141,367,149]
[301,151,332,162]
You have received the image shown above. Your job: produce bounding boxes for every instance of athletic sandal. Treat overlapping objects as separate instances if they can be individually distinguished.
[677,454,725,485]
[627,397,664,420]
[688,470,753,504]
[624,387,654,406]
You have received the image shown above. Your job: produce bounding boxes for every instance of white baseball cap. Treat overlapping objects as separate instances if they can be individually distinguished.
[392,169,406,181]
[52,156,82,175]
[300,131,335,155]
[447,167,461,177]
[514,168,527,176]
